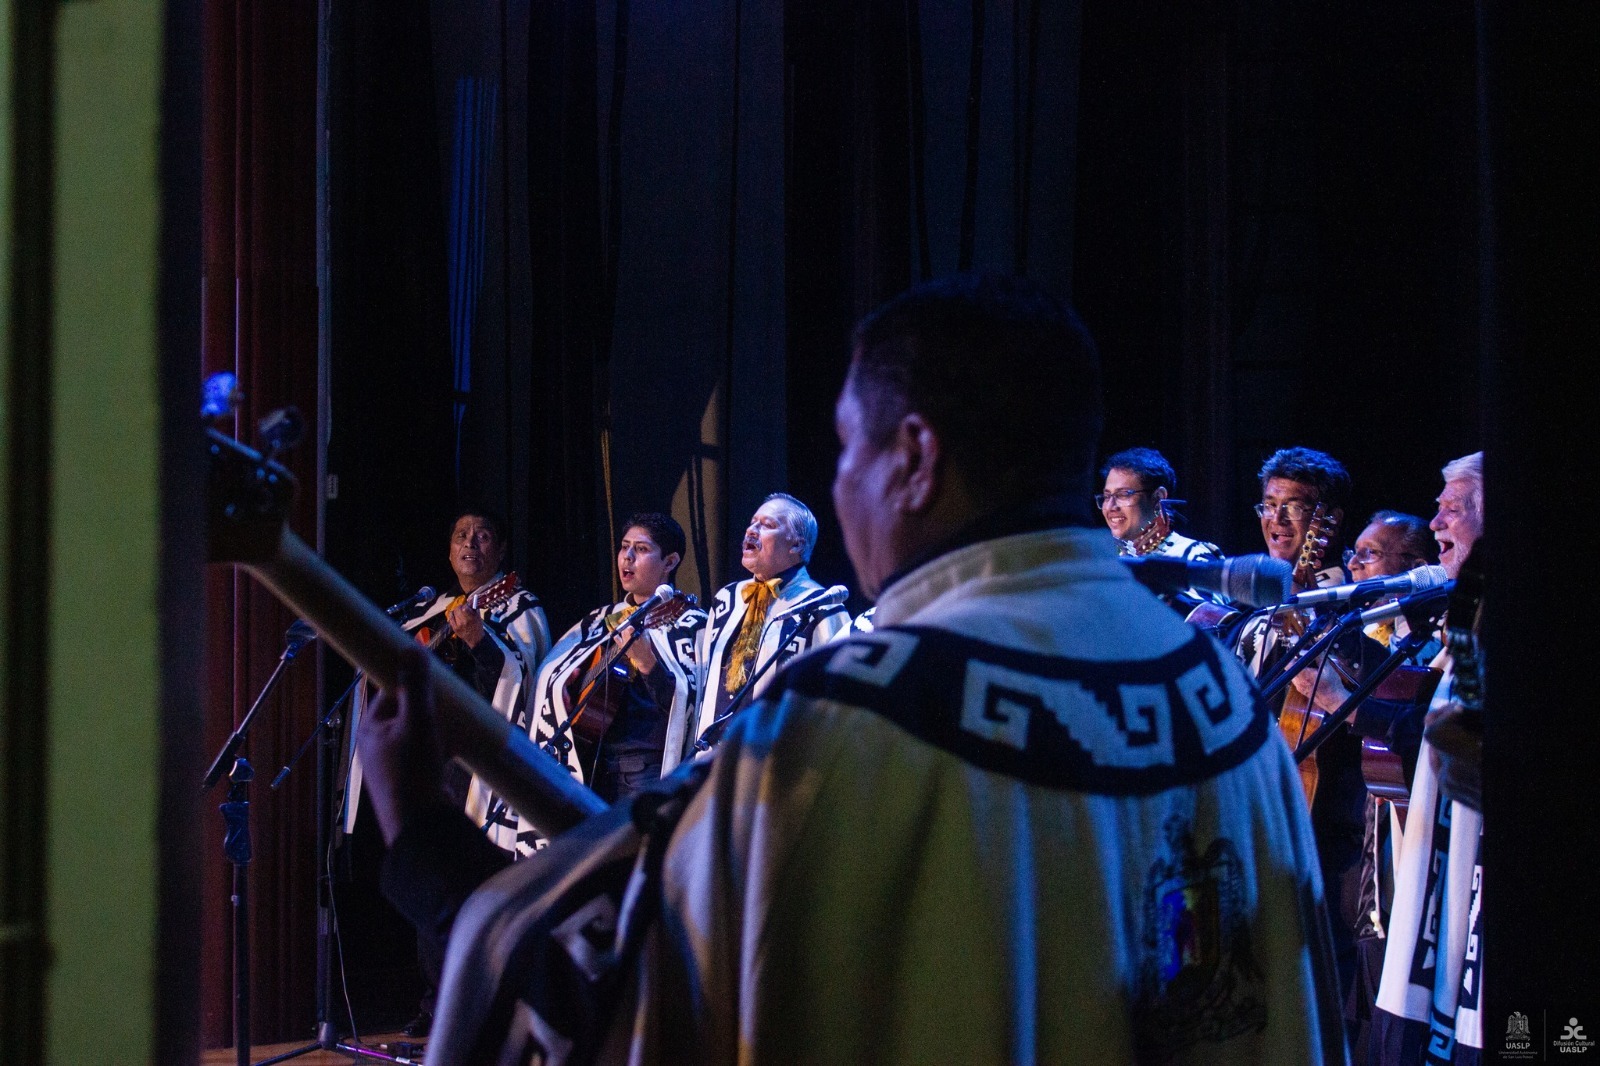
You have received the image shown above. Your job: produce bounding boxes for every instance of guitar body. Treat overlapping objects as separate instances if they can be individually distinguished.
[563,643,631,746]
[1184,601,1244,643]
[1277,689,1325,809]
[1359,663,1444,809]
[1274,506,1342,810]
[559,591,698,748]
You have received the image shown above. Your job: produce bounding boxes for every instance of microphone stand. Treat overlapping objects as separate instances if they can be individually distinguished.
[202,625,313,1064]
[203,628,315,791]
[695,604,831,752]
[1257,607,1363,704]
[541,626,647,764]
[255,673,400,1066]
[1289,627,1438,765]
[221,759,254,1066]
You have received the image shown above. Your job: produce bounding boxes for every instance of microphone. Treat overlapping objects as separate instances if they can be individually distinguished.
[1356,582,1454,627]
[384,585,438,620]
[616,584,676,632]
[1291,565,1449,608]
[776,584,850,621]
[1121,554,1292,609]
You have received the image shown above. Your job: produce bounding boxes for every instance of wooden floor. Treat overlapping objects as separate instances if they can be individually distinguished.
[201,1033,422,1065]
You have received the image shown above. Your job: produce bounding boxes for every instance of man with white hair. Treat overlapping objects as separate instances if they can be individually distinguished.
[356,276,1345,1065]
[690,493,851,751]
[1368,451,1485,1066]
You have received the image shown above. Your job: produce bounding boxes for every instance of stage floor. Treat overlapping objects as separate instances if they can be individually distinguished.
[201,1034,421,1065]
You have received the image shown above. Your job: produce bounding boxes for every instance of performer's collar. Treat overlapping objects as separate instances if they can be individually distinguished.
[878,493,1096,597]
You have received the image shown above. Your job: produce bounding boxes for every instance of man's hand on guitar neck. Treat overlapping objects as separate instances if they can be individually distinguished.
[359,646,449,847]
[447,601,488,648]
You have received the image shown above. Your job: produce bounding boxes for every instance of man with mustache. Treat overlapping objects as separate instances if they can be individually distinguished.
[357,276,1345,1064]
[689,493,851,750]
[1227,448,1377,1010]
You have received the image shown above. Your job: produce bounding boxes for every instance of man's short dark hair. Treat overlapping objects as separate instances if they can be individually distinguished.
[622,511,686,568]
[1100,447,1177,495]
[1257,448,1351,511]
[850,273,1104,508]
[450,506,508,544]
[1368,510,1437,564]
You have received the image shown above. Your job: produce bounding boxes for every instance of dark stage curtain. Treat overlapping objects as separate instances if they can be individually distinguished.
[199,0,321,1049]
[201,0,1593,1043]
[1076,0,1482,553]
[389,0,1086,630]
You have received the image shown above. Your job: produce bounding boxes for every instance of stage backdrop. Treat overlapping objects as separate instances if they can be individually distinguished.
[205,0,1503,1046]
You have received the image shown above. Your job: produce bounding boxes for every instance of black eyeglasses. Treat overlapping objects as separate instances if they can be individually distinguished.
[1095,488,1148,509]
[1253,501,1314,522]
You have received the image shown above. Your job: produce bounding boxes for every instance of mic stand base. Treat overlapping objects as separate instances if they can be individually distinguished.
[255,1036,420,1066]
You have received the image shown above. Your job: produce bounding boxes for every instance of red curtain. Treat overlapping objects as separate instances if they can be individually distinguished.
[200,0,320,1046]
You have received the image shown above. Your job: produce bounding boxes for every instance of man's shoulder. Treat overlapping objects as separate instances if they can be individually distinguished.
[768,624,1271,797]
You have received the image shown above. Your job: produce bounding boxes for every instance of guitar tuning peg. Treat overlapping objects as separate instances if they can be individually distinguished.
[258,406,305,458]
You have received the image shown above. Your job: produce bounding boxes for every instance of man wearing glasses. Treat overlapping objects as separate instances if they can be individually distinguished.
[1343,511,1437,647]
[1097,447,1222,609]
[1096,447,1219,561]
[1232,447,1371,1010]
[1249,447,1353,589]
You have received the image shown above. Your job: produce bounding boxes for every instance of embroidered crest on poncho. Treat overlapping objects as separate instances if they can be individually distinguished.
[1135,813,1267,1061]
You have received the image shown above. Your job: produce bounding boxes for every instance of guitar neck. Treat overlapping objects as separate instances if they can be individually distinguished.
[250,529,605,836]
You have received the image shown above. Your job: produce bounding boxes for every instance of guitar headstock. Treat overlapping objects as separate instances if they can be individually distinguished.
[640,589,697,629]
[1294,504,1336,588]
[467,571,523,613]
[207,427,297,565]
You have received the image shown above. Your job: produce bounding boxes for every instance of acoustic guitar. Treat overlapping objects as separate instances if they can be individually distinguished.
[1359,663,1443,809]
[561,592,697,747]
[207,426,606,837]
[412,572,523,655]
[1273,505,1340,809]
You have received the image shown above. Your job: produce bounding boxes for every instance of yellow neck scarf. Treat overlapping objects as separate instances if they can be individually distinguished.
[603,603,638,632]
[724,577,783,693]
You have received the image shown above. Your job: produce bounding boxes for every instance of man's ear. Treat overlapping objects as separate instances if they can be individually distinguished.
[1154,486,1169,502]
[898,412,942,512]
[663,551,682,576]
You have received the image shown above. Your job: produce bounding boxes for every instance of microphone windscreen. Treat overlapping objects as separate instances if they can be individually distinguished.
[653,584,674,602]
[1221,555,1294,608]
[1408,565,1449,591]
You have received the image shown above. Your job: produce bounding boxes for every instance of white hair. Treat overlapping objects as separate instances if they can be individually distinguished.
[1441,451,1484,514]
[762,492,818,563]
